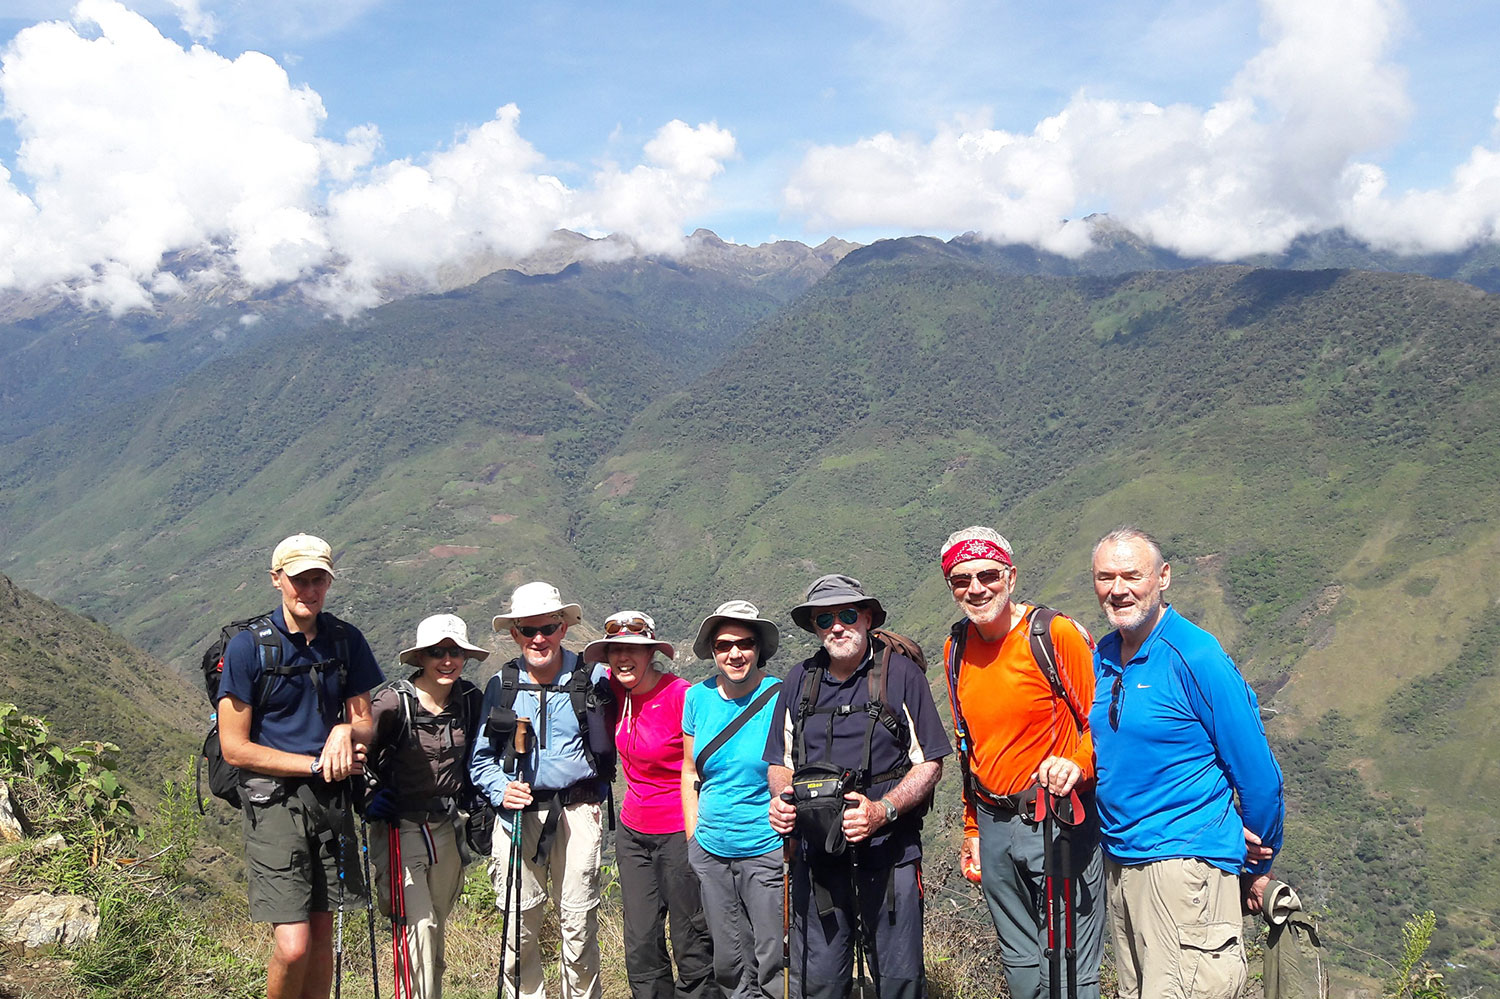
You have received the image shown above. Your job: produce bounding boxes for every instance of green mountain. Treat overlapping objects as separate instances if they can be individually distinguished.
[3,243,1500,986]
[0,572,198,795]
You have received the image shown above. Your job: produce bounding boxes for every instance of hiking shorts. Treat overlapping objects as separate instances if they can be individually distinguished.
[242,778,363,923]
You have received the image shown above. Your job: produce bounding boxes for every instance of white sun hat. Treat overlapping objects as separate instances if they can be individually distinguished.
[398,614,491,665]
[582,610,676,663]
[492,581,584,631]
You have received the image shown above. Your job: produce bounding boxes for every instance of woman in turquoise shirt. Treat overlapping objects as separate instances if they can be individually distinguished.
[680,600,787,999]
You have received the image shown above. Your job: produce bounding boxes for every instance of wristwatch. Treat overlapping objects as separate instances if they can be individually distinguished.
[880,798,898,825]
[309,758,323,775]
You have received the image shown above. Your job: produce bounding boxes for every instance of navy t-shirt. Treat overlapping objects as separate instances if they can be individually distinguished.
[217,607,384,755]
[764,643,951,863]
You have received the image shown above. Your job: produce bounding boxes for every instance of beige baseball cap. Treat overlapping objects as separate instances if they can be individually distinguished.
[271,534,336,577]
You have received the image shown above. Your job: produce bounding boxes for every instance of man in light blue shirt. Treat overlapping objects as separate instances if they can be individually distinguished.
[470,582,611,999]
[1090,527,1284,999]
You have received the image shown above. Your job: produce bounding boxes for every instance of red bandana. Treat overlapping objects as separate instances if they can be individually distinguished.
[941,538,1014,575]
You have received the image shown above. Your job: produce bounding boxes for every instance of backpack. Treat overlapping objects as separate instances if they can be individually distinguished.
[790,627,926,793]
[195,613,350,813]
[944,605,1090,808]
[385,677,494,854]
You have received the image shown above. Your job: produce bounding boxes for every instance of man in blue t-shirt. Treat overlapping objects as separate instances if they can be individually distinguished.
[1090,527,1285,999]
[217,533,383,999]
[764,574,951,999]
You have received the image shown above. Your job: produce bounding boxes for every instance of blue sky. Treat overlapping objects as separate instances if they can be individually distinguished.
[2,0,1499,313]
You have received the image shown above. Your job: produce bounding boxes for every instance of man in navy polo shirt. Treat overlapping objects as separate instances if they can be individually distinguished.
[1090,527,1284,999]
[218,533,383,999]
[765,573,950,999]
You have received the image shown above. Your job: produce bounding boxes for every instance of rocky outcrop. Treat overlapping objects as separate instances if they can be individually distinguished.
[0,893,100,952]
[0,780,24,843]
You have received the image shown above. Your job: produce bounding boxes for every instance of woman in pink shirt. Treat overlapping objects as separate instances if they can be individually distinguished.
[584,610,713,999]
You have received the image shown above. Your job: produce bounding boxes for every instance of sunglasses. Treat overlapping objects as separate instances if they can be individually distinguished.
[605,616,651,637]
[422,645,466,661]
[947,567,1010,592]
[1109,675,1124,731]
[813,607,861,630]
[713,637,757,654]
[516,623,563,638]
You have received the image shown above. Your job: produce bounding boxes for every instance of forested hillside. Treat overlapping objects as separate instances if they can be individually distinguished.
[2,240,1498,987]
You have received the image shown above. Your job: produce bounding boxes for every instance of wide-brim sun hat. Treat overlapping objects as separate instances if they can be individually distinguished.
[492,581,583,631]
[582,610,676,663]
[693,599,780,661]
[398,613,491,665]
[790,573,887,633]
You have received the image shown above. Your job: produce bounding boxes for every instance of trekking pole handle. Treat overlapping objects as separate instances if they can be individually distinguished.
[513,717,531,756]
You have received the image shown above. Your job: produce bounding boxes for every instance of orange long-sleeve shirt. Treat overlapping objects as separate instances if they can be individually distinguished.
[944,606,1097,838]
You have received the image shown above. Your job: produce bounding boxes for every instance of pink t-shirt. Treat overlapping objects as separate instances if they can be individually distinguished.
[613,672,688,834]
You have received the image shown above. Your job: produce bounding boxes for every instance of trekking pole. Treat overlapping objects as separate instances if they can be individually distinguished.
[1061,809,1077,999]
[335,821,346,999]
[390,823,415,999]
[850,844,872,999]
[1040,787,1062,999]
[359,817,380,999]
[782,835,793,999]
[494,718,531,999]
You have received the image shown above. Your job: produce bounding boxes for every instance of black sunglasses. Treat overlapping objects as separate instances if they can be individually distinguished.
[813,608,861,630]
[713,637,757,654]
[516,623,563,638]
[1109,675,1124,731]
[422,645,466,660]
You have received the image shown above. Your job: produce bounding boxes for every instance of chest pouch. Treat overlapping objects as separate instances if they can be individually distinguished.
[791,762,856,856]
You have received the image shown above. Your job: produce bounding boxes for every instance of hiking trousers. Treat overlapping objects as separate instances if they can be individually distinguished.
[488,800,603,999]
[1107,856,1248,999]
[617,823,714,999]
[372,817,465,999]
[687,837,787,999]
[974,799,1105,999]
[791,852,925,999]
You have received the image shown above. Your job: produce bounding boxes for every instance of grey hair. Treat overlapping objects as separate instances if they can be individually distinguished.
[1092,526,1165,573]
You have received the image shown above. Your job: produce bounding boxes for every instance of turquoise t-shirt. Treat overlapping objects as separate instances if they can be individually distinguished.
[683,674,782,859]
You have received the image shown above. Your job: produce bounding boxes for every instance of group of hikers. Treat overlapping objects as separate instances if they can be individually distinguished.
[213,525,1286,999]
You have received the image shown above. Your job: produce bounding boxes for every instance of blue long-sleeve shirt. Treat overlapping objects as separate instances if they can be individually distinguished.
[1091,605,1284,875]
[468,650,609,806]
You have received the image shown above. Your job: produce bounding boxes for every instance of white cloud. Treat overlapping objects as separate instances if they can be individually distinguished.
[785,0,1500,260]
[0,1,739,315]
[165,0,215,41]
[569,120,737,254]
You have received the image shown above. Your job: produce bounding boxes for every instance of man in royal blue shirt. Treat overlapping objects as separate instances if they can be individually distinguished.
[217,533,383,999]
[1089,527,1284,999]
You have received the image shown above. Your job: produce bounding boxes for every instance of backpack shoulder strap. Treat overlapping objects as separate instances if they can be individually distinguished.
[791,662,826,770]
[694,680,781,785]
[945,618,985,806]
[249,615,284,710]
[1026,606,1087,733]
[498,660,522,711]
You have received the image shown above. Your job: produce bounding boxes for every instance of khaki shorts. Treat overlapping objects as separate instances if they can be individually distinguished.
[242,778,365,923]
[1107,856,1248,999]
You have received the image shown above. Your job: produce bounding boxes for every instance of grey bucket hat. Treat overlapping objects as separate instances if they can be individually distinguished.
[692,600,780,661]
[790,573,887,633]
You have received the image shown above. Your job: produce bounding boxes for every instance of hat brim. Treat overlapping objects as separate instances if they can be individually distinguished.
[492,603,583,632]
[277,556,336,578]
[581,634,675,663]
[692,614,780,661]
[790,598,887,633]
[398,639,490,666]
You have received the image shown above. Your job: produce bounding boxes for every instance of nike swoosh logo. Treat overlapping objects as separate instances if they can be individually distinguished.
[1136,683,1151,689]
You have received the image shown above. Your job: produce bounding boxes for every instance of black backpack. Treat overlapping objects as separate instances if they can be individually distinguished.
[195,613,349,813]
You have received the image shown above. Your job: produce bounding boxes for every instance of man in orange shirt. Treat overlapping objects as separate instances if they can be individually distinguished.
[940,526,1105,999]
